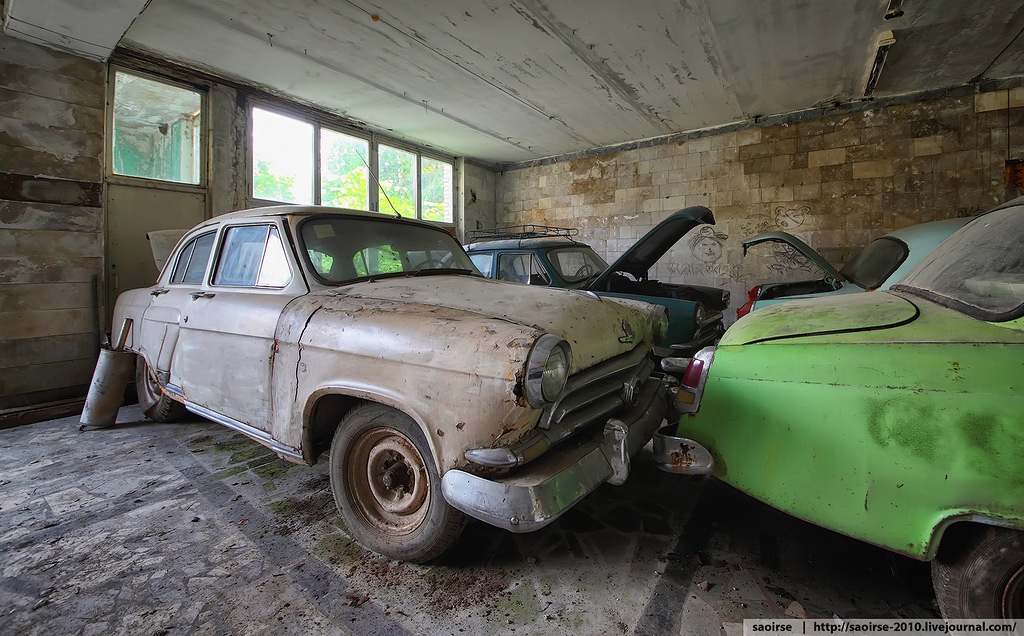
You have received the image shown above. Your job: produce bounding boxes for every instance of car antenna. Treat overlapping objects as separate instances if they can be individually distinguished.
[358,152,402,219]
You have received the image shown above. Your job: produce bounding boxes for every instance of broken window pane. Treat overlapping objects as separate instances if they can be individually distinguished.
[112,71,203,185]
[252,107,313,204]
[378,145,416,218]
[320,129,369,210]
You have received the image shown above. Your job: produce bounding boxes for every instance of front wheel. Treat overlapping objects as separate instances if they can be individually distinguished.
[135,356,186,422]
[932,526,1024,618]
[329,403,465,562]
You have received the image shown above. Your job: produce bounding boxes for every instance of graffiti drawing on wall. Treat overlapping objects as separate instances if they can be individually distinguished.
[739,205,809,236]
[766,244,813,276]
[688,226,728,263]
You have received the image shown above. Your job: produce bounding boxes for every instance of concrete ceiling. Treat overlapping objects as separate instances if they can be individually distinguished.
[6,0,1024,165]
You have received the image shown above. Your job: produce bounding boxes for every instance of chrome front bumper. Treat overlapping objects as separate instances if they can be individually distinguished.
[440,374,671,533]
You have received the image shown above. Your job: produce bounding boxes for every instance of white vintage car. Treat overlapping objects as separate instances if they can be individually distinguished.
[114,206,674,561]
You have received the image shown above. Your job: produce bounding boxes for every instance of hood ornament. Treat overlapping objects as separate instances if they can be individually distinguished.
[618,319,636,344]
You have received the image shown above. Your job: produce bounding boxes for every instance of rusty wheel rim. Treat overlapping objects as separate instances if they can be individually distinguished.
[1003,562,1024,618]
[347,427,429,536]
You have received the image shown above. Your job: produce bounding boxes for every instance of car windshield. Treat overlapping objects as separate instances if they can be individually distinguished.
[839,236,908,290]
[547,246,608,284]
[298,215,479,284]
[897,205,1024,320]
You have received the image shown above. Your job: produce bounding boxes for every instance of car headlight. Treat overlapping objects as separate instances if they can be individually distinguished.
[694,303,706,325]
[524,334,572,408]
[653,307,669,344]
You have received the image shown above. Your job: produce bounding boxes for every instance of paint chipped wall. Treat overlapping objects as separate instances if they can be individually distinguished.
[463,162,497,238]
[495,88,1024,323]
[0,31,105,410]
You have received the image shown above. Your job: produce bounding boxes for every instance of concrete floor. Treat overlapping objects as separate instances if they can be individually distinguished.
[0,405,939,635]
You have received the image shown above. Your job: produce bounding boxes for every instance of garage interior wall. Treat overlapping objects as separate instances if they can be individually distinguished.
[3,24,1023,416]
[495,88,1024,321]
[0,31,105,414]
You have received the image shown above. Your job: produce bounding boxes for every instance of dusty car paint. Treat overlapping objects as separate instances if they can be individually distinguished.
[739,217,972,316]
[465,207,730,355]
[113,205,672,556]
[674,290,1024,560]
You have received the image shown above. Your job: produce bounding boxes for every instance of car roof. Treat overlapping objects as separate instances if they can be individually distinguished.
[883,216,973,244]
[199,204,444,230]
[465,236,584,251]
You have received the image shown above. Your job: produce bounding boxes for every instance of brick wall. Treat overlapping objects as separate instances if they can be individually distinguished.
[495,88,1024,322]
[0,32,105,411]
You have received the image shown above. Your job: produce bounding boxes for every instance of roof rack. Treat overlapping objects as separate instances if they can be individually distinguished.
[466,224,579,243]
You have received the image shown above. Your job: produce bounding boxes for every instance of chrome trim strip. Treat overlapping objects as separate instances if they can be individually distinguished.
[167,385,304,462]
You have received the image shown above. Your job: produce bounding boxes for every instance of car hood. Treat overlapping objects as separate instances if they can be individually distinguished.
[587,206,715,288]
[723,291,919,345]
[321,275,655,371]
[742,231,845,283]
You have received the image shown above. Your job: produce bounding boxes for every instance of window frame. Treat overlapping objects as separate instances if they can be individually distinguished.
[211,223,294,289]
[105,66,209,191]
[247,101,457,225]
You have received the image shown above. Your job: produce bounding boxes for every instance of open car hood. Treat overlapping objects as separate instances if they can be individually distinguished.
[587,206,715,288]
[742,231,845,283]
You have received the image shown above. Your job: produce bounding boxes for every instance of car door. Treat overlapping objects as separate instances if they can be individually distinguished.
[171,221,307,432]
[139,228,218,385]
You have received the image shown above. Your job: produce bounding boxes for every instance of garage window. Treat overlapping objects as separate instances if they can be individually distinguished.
[111,71,203,185]
[250,106,454,223]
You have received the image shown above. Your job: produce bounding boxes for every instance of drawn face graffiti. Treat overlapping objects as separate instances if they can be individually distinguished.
[688,226,728,264]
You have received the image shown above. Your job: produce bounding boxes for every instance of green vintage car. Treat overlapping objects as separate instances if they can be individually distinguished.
[656,199,1024,618]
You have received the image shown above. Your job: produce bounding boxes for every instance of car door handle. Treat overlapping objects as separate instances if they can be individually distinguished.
[150,288,169,296]
[190,291,216,300]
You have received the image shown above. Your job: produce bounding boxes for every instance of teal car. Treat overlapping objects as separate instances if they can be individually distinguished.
[657,199,1024,618]
[736,216,972,318]
[465,207,730,356]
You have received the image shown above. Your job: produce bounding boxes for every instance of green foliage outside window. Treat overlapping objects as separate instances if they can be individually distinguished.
[254,159,297,202]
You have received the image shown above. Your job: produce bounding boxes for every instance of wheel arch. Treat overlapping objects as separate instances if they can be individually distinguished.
[928,514,1024,562]
[301,387,441,469]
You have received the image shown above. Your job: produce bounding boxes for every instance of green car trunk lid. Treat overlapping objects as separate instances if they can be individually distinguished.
[723,292,919,345]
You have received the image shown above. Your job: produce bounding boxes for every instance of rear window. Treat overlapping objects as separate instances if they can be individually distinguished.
[897,206,1024,320]
[839,237,908,290]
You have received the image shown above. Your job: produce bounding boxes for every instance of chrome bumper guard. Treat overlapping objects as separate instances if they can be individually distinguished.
[652,423,714,475]
[440,374,671,533]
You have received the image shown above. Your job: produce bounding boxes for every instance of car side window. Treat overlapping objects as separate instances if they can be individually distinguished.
[469,253,493,276]
[497,253,529,283]
[529,254,551,286]
[171,231,216,285]
[213,225,292,288]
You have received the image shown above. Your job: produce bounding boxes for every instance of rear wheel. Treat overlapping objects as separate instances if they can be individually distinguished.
[932,526,1024,618]
[329,403,465,562]
[135,356,186,422]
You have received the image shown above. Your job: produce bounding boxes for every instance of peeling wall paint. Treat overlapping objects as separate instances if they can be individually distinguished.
[0,31,105,410]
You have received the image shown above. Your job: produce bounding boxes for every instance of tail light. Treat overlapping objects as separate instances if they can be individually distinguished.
[681,357,704,389]
[674,347,715,413]
[736,285,761,319]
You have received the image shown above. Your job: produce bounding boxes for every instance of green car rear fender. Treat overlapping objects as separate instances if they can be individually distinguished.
[679,340,1024,560]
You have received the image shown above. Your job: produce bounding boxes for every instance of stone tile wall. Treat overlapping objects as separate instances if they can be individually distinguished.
[0,32,105,411]
[495,88,1024,322]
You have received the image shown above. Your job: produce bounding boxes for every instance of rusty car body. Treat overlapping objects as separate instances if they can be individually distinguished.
[656,199,1024,618]
[112,205,681,562]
